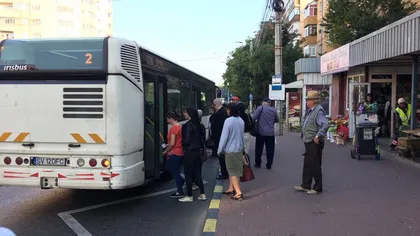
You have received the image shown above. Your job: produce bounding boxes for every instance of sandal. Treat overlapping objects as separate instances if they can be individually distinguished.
[223,190,236,195]
[231,193,243,201]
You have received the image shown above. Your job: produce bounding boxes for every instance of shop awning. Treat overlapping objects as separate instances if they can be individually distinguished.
[285,80,303,89]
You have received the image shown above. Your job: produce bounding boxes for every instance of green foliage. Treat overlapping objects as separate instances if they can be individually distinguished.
[222,22,302,105]
[323,0,418,48]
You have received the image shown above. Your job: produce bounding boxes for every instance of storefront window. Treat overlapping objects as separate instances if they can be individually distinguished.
[346,75,364,110]
[306,85,330,116]
[396,74,420,119]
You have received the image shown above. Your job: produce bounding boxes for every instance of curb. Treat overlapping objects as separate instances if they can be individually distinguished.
[202,177,223,236]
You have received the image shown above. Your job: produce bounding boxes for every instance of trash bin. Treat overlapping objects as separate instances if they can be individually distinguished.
[350,121,380,160]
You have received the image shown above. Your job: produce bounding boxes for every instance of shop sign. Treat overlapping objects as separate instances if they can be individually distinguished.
[321,44,350,75]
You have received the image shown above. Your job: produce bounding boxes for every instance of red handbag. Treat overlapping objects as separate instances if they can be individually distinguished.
[240,153,255,182]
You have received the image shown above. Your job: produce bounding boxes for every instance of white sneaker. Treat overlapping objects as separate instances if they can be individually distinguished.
[198,194,207,201]
[178,196,193,202]
[294,186,310,192]
[307,190,319,195]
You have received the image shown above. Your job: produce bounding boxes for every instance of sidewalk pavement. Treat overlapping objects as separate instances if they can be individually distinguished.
[215,132,420,236]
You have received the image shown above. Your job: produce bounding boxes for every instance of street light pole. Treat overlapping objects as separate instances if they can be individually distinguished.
[273,0,284,136]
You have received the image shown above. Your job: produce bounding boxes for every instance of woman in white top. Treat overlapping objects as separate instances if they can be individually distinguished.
[218,103,245,200]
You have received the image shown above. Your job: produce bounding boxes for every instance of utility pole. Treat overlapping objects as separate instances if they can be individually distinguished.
[273,0,284,136]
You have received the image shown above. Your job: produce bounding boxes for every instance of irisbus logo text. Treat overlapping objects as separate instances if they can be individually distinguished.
[2,64,31,71]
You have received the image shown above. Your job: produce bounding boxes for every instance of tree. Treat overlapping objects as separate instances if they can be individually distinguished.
[323,0,418,48]
[222,21,302,105]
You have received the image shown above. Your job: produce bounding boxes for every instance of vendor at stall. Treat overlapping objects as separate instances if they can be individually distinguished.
[389,98,411,150]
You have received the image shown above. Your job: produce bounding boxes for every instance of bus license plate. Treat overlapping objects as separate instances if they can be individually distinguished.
[32,157,66,166]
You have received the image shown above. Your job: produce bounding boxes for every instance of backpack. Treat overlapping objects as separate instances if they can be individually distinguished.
[245,113,255,134]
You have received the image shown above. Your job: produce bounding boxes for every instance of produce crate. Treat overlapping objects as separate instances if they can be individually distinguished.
[397,137,420,149]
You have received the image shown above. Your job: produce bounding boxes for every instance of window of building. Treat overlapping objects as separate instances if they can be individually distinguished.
[31,5,40,11]
[304,24,317,37]
[32,33,41,38]
[319,2,323,13]
[5,18,15,24]
[304,3,317,17]
[0,31,14,40]
[287,7,300,21]
[304,45,317,57]
[31,19,41,25]
[59,20,73,28]
[57,6,73,13]
[13,3,27,10]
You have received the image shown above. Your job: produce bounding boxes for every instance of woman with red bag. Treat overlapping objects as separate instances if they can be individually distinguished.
[218,103,245,200]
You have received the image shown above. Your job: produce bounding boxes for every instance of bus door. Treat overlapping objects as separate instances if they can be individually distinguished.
[143,72,167,179]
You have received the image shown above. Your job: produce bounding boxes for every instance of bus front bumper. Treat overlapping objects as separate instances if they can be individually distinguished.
[0,161,145,190]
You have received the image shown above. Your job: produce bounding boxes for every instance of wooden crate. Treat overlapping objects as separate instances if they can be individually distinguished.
[398,137,420,149]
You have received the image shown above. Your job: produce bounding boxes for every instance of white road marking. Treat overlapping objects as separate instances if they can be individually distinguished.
[58,179,208,236]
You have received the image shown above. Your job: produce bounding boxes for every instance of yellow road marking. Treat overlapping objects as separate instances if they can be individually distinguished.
[213,185,223,193]
[71,133,87,143]
[209,199,220,209]
[0,132,12,142]
[203,219,217,232]
[13,132,29,142]
[88,133,105,144]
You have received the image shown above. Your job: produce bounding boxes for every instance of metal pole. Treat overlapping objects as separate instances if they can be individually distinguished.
[274,1,284,136]
[411,55,418,130]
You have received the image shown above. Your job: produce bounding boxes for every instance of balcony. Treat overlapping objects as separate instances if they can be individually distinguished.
[304,15,317,26]
[301,35,317,46]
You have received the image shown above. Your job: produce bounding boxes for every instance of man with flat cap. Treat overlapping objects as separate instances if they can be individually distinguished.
[295,91,329,195]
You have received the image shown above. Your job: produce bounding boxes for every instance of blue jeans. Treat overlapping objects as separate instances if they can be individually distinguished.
[167,154,185,193]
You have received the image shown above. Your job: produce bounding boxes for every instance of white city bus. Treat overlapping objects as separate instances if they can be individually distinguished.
[0,37,216,190]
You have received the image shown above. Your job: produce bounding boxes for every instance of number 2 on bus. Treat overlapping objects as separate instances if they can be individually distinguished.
[85,53,92,64]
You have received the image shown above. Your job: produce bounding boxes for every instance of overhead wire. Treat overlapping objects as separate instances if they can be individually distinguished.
[255,0,274,48]
[254,0,269,47]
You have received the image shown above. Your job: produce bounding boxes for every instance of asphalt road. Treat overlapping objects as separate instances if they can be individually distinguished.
[0,158,219,236]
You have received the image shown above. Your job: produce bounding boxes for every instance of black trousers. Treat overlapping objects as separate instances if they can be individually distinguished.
[213,138,228,177]
[301,141,324,192]
[255,135,275,167]
[184,150,205,196]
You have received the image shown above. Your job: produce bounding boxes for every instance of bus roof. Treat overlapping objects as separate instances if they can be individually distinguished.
[0,37,215,85]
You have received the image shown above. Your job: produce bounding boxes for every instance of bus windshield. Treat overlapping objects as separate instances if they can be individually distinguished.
[0,38,105,72]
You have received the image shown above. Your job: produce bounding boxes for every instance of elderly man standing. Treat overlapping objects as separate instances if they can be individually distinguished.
[295,91,329,195]
[253,98,279,169]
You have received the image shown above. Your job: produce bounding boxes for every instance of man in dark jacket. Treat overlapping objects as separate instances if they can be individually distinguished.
[210,98,228,179]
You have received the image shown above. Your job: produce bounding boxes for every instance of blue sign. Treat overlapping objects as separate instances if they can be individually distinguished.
[272,75,282,84]
[249,93,253,100]
[272,84,282,90]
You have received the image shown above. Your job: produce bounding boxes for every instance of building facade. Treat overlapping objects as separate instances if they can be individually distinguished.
[282,0,333,57]
[0,0,112,40]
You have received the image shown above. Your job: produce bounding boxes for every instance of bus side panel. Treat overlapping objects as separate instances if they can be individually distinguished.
[106,75,144,186]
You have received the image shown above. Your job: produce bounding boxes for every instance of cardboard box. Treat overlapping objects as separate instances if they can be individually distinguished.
[398,137,420,149]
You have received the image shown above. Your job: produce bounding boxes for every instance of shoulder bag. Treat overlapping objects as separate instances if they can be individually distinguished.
[250,106,264,137]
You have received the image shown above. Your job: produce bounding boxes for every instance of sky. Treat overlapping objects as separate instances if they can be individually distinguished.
[112,0,265,85]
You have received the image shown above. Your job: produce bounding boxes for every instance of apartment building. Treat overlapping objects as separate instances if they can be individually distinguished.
[282,0,329,57]
[0,0,112,40]
[282,0,300,44]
